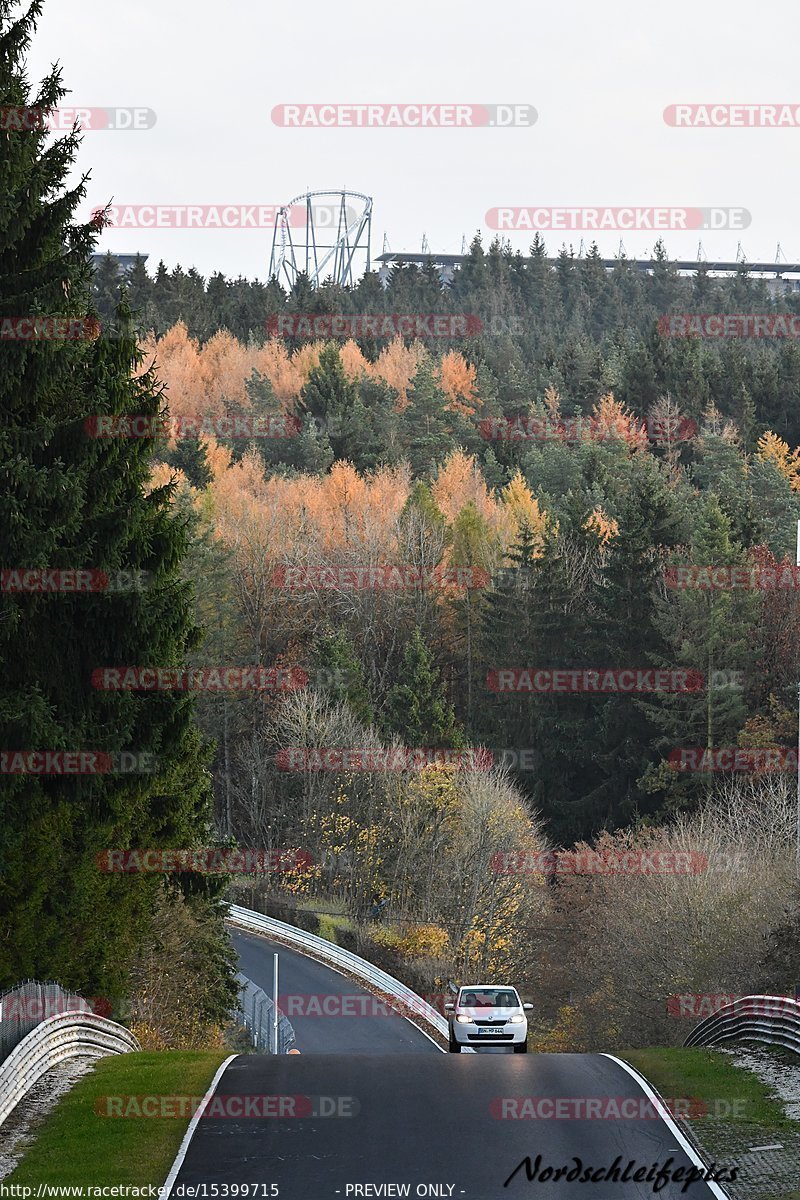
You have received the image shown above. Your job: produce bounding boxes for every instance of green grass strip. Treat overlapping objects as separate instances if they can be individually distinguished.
[8,1050,229,1186]
[623,1046,795,1128]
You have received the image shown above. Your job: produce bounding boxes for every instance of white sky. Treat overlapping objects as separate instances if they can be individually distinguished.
[23,0,800,281]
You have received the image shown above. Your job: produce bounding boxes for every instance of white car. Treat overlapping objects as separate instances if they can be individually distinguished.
[445,985,533,1052]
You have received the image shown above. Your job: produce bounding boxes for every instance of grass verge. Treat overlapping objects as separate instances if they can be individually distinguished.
[622,1046,795,1127]
[624,1047,800,1200]
[8,1050,229,1186]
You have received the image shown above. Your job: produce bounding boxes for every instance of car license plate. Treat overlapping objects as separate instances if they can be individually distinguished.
[477,1027,497,1034]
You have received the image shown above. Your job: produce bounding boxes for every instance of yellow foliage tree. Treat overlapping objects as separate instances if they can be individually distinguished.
[584,506,620,545]
[436,351,479,417]
[756,431,800,493]
[140,321,206,426]
[255,339,307,404]
[372,338,425,410]
[339,338,371,380]
[431,450,502,531]
[499,470,549,553]
[590,392,649,450]
[199,329,254,412]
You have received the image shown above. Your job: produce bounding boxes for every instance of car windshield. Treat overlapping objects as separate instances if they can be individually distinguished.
[460,989,517,1007]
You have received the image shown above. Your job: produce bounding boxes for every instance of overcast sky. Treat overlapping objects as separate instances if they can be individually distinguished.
[24,0,800,282]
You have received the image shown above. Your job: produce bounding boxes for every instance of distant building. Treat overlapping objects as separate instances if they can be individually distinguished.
[91,252,148,275]
[766,276,800,298]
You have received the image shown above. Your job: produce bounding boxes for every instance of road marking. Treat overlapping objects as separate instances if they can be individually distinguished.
[749,1143,783,1151]
[161,1054,237,1198]
[602,1054,732,1199]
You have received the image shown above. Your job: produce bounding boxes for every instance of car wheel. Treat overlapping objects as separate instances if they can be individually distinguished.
[448,1027,461,1052]
[513,1039,528,1053]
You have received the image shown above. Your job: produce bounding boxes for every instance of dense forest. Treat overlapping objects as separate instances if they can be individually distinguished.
[91,248,800,849]
[84,246,800,1046]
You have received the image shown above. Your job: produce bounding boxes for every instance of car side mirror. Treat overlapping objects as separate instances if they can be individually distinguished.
[444,1002,455,1011]
[523,1003,533,1011]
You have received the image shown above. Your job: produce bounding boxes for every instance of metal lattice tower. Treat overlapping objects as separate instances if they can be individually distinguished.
[269,190,372,289]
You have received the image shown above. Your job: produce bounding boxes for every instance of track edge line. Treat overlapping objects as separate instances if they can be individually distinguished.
[161,1053,238,1196]
[601,1052,733,1198]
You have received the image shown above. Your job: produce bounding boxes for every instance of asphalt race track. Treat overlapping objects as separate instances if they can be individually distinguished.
[170,1053,731,1199]
[166,928,731,1198]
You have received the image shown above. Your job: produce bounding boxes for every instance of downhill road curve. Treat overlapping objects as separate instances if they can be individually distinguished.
[165,926,733,1199]
[232,929,440,1054]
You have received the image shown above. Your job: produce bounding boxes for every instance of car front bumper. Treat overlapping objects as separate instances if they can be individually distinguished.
[451,1020,527,1045]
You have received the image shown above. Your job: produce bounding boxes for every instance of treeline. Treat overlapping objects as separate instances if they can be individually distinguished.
[94,234,800,449]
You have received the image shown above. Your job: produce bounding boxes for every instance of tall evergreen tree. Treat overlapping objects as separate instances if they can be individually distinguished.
[398,360,453,478]
[299,343,359,463]
[312,630,373,726]
[91,251,125,325]
[447,502,494,728]
[639,495,758,813]
[382,628,464,749]
[0,0,235,1012]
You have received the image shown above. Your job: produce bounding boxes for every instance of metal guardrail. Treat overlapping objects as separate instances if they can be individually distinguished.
[227,904,448,1039]
[0,979,99,1063]
[0,1011,140,1127]
[235,971,295,1053]
[685,994,800,1055]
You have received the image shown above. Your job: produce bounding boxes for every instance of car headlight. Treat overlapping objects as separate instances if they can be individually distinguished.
[455,1014,472,1024]
[508,1013,526,1024]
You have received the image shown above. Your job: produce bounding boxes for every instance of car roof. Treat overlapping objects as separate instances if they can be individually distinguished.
[460,979,522,988]
[459,984,518,990]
